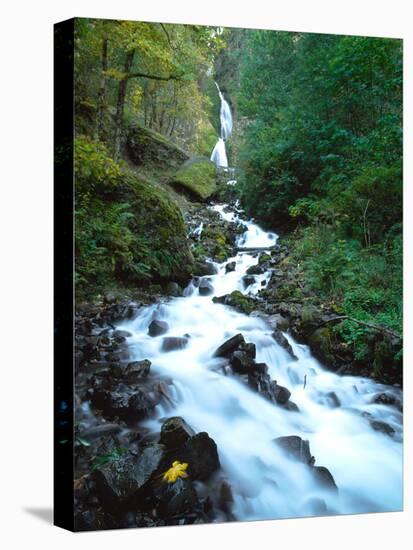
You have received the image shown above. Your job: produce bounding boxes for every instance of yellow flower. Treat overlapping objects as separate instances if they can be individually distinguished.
[162,461,189,483]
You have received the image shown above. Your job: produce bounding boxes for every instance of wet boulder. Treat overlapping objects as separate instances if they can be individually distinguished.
[93,444,166,506]
[160,417,195,449]
[125,390,157,420]
[230,350,256,374]
[370,420,395,437]
[272,329,297,359]
[248,371,275,401]
[162,336,188,352]
[112,329,132,341]
[213,333,245,358]
[148,320,169,337]
[242,275,256,287]
[312,466,338,492]
[273,436,312,464]
[326,391,341,408]
[78,423,121,441]
[183,432,220,481]
[153,477,200,519]
[91,387,156,421]
[225,261,236,273]
[246,264,265,275]
[273,384,292,405]
[198,278,214,296]
[124,359,151,380]
[372,392,402,411]
[239,341,256,359]
[194,261,218,276]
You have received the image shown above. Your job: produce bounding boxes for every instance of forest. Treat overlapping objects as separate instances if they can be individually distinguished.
[71,18,403,531]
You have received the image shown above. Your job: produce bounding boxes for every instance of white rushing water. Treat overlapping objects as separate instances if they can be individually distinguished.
[210,83,233,168]
[117,204,403,521]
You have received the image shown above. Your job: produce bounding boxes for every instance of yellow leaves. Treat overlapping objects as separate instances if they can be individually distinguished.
[162,461,188,483]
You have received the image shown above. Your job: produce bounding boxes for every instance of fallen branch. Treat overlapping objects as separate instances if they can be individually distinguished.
[312,315,401,340]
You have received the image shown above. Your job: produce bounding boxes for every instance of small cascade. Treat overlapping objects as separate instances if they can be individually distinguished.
[210,82,233,168]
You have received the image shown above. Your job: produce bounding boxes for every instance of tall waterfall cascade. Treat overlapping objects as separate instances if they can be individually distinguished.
[210,83,233,168]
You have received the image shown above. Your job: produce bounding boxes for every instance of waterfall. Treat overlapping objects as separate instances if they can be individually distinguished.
[210,82,233,167]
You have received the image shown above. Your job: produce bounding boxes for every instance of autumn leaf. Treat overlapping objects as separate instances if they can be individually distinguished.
[162,461,189,483]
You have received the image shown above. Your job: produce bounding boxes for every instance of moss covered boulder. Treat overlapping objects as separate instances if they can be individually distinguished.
[127,125,189,169]
[172,157,217,200]
[74,136,194,296]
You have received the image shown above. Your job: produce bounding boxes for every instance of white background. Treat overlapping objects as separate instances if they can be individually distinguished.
[0,0,411,548]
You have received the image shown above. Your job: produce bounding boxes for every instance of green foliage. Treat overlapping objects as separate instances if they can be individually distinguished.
[74,18,225,152]
[75,136,194,297]
[237,30,402,367]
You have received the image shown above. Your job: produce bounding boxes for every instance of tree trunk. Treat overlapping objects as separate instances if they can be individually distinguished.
[113,50,135,160]
[94,36,108,141]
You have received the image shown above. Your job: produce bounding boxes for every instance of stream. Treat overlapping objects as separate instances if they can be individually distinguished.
[116,202,403,520]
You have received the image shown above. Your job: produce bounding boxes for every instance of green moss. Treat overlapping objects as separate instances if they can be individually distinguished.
[127,125,188,170]
[75,137,194,298]
[258,253,271,264]
[227,291,255,314]
[172,158,217,200]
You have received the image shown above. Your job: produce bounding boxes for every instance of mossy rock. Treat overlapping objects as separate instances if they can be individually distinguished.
[213,290,255,314]
[127,125,189,169]
[172,157,217,200]
[121,172,194,284]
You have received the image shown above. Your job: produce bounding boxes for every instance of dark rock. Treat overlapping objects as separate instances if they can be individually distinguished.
[78,423,121,441]
[225,261,236,273]
[326,391,341,408]
[125,390,157,420]
[312,466,338,491]
[282,400,300,412]
[127,125,189,169]
[218,481,234,514]
[269,314,290,332]
[230,350,256,374]
[248,371,275,401]
[372,392,402,410]
[92,388,156,421]
[148,320,169,337]
[194,261,218,276]
[242,275,256,287]
[162,337,188,352]
[198,278,214,296]
[239,341,256,359]
[370,420,395,436]
[274,436,312,464]
[246,264,265,275]
[166,282,183,297]
[112,329,132,339]
[104,292,117,305]
[93,444,165,506]
[253,362,268,374]
[109,364,123,378]
[184,432,220,481]
[272,329,296,359]
[124,359,151,379]
[213,333,245,358]
[154,477,200,519]
[273,384,291,405]
[160,417,195,449]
